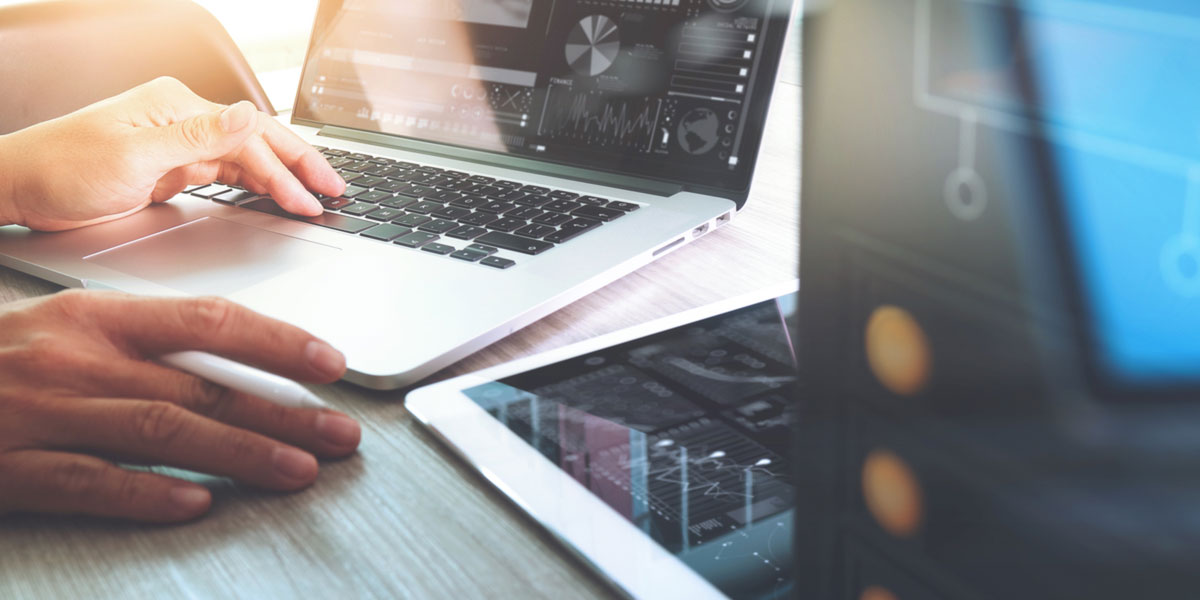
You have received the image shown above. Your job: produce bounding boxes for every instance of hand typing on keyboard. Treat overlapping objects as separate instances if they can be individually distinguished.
[0,77,344,231]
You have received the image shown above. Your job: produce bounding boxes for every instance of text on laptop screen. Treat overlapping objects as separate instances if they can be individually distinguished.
[293,0,792,193]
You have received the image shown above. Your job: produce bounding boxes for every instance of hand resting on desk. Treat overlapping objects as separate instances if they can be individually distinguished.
[0,291,361,523]
[0,76,345,231]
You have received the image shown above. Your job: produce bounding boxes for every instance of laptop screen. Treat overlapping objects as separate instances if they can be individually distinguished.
[292,0,793,194]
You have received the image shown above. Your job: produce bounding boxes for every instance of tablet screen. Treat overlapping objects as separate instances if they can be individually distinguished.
[464,295,796,599]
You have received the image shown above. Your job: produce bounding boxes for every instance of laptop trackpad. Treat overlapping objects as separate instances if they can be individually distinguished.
[85,217,339,296]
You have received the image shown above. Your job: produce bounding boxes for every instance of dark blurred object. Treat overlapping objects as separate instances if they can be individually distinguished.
[0,0,274,134]
[798,1,1200,599]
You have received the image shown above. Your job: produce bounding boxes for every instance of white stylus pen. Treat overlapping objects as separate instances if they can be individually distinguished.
[159,351,328,410]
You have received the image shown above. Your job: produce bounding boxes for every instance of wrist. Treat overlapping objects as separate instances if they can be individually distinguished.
[0,134,23,227]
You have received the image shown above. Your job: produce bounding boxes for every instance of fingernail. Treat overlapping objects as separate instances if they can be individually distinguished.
[272,447,318,481]
[169,486,211,513]
[316,412,361,447]
[220,101,255,132]
[305,340,346,379]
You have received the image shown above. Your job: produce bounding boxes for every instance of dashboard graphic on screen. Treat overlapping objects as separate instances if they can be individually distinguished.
[294,0,789,191]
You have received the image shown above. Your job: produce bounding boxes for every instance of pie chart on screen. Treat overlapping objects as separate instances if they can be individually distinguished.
[565,15,621,77]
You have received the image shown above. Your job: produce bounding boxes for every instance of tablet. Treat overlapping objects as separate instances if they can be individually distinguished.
[407,282,797,600]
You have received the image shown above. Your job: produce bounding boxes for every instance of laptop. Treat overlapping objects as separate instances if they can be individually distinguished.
[0,0,794,389]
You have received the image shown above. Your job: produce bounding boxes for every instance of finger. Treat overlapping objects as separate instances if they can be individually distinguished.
[98,358,360,457]
[259,120,345,197]
[52,399,320,491]
[70,292,346,383]
[229,136,323,216]
[143,101,259,170]
[0,449,211,523]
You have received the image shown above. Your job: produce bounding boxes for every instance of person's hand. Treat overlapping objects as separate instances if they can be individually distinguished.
[0,290,361,523]
[0,77,345,232]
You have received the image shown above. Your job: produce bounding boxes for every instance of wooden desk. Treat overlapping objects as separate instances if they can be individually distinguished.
[0,52,800,600]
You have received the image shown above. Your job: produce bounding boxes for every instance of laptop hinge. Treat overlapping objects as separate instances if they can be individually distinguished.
[316,125,684,197]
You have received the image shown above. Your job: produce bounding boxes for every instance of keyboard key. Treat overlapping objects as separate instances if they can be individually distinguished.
[492,189,528,202]
[244,199,377,234]
[447,225,488,240]
[347,153,373,161]
[486,218,526,232]
[607,201,641,212]
[576,195,609,206]
[380,195,419,210]
[467,175,495,184]
[493,180,521,189]
[571,205,625,222]
[326,157,353,168]
[521,185,550,195]
[393,231,439,248]
[341,160,374,172]
[505,206,543,220]
[418,219,460,234]
[394,213,432,227]
[532,212,572,226]
[341,202,376,216]
[342,185,368,198]
[351,175,386,188]
[448,195,489,209]
[313,145,328,151]
[361,224,412,241]
[374,180,408,193]
[183,184,207,193]
[443,179,479,192]
[548,190,579,200]
[450,248,489,262]
[478,201,515,214]
[398,184,433,197]
[513,223,556,239]
[213,189,260,205]
[366,207,405,221]
[421,243,456,256]
[475,231,554,255]
[466,243,499,255]
[543,218,602,243]
[443,170,468,179]
[191,184,233,198]
[543,199,581,213]
[426,190,462,202]
[432,205,472,220]
[481,256,516,269]
[406,201,443,214]
[323,148,349,157]
[515,194,552,207]
[364,165,402,177]
[459,211,499,226]
[319,196,354,210]
[357,190,394,203]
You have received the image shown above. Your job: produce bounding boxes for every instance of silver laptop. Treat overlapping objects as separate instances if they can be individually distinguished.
[0,0,794,390]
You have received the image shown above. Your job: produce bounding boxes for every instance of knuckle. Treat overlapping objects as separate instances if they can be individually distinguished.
[182,297,237,339]
[12,333,67,373]
[221,429,260,464]
[132,402,188,447]
[178,118,212,150]
[150,75,186,93]
[185,379,237,420]
[48,460,103,497]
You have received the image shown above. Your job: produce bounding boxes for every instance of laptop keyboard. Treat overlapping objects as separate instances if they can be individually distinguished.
[183,146,641,270]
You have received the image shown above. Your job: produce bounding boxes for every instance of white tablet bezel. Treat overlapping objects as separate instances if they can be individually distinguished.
[405,280,798,600]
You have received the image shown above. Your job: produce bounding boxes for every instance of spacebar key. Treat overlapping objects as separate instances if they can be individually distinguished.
[474,231,554,255]
[244,198,374,233]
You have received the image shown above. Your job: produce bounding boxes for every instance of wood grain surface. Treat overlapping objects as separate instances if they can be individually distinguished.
[0,32,800,600]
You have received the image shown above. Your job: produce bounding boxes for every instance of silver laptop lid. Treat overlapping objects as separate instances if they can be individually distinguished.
[290,0,794,206]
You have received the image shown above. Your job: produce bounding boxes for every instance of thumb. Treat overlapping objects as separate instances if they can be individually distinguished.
[146,101,258,169]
